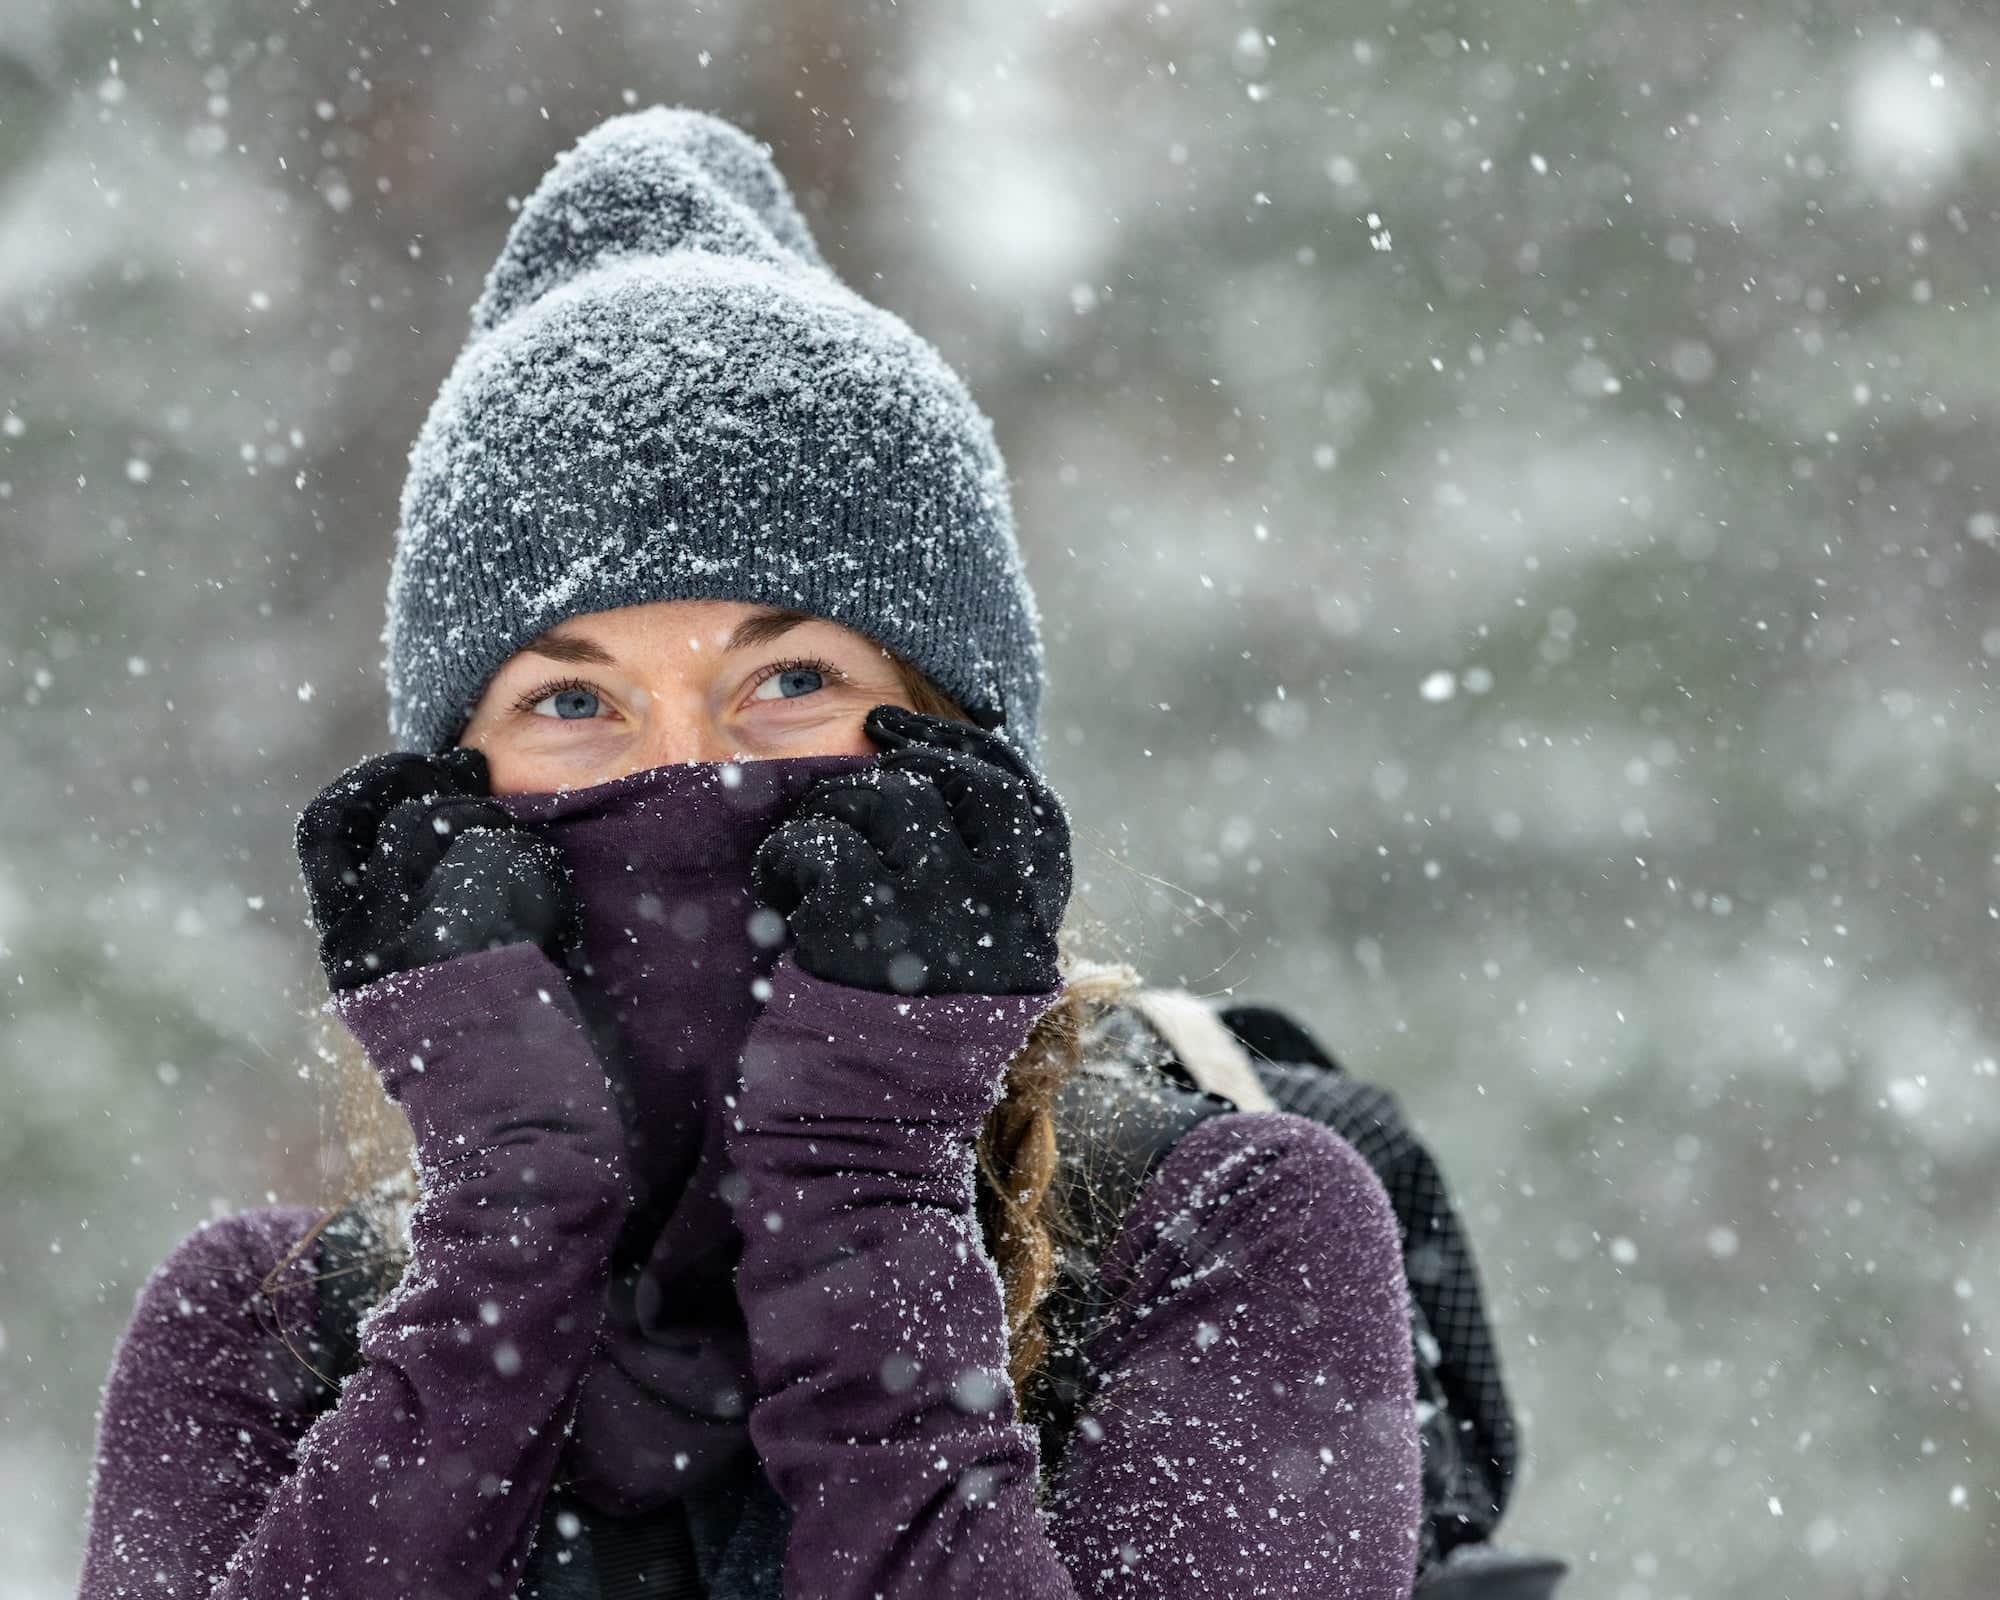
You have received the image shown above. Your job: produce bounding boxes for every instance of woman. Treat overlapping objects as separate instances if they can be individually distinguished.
[77,107,1421,1600]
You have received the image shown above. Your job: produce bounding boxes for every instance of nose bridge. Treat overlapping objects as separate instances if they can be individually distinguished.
[639,692,735,769]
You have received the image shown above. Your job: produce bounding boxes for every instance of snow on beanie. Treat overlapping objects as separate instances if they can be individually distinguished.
[383,104,1046,756]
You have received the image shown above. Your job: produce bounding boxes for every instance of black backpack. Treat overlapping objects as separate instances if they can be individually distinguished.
[304,993,1566,1600]
[1040,990,1567,1600]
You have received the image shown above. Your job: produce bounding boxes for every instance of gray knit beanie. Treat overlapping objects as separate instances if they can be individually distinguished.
[383,105,1045,756]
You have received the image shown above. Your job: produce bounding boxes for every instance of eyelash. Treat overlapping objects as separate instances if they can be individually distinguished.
[751,655,847,696]
[507,657,847,719]
[510,675,600,716]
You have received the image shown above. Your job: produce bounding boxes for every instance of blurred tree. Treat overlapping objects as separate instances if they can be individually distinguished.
[2,2,1994,1596]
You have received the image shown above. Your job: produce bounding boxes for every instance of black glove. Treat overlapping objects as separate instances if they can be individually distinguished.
[295,748,576,992]
[751,704,1072,996]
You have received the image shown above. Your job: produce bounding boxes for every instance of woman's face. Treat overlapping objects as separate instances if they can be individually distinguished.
[457,599,917,795]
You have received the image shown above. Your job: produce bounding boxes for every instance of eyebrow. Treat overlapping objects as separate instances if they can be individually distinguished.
[521,607,816,667]
[724,608,815,652]
[520,630,618,666]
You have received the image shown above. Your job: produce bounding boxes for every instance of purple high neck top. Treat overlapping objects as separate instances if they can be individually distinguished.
[494,754,874,1510]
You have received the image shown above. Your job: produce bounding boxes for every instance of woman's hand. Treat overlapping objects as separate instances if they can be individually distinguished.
[750,704,1071,996]
[295,748,576,992]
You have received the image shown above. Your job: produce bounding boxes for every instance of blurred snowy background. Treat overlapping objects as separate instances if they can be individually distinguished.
[3,2,1996,1596]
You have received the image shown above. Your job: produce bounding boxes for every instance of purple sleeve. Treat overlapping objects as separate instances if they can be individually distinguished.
[1042,1111,1421,1597]
[725,958,1421,1600]
[78,942,629,1600]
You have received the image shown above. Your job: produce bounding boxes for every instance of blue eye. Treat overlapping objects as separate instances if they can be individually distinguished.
[531,686,602,720]
[751,662,832,702]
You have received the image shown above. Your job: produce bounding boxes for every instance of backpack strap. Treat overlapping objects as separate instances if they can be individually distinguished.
[1121,988,1278,1112]
[1035,1019,1233,1477]
[1215,1002,1344,1077]
[310,1203,384,1397]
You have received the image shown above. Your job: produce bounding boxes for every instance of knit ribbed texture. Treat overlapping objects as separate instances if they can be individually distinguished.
[385,105,1045,755]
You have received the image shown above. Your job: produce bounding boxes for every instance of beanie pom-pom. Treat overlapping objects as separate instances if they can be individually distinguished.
[470,105,831,335]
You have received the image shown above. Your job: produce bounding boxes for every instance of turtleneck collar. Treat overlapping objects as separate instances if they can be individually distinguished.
[491,753,875,1509]
[494,753,872,878]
